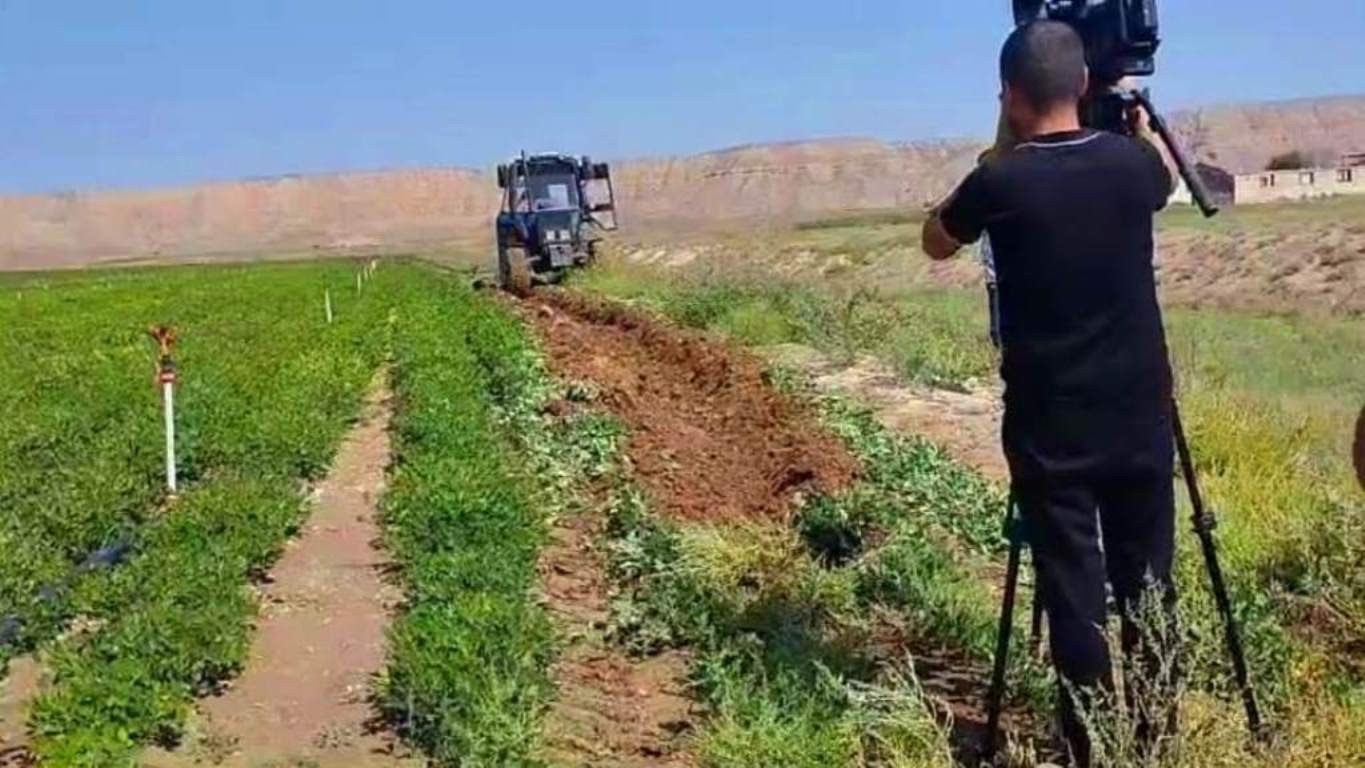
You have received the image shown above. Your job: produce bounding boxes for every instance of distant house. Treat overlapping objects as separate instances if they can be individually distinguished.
[1234,155,1365,204]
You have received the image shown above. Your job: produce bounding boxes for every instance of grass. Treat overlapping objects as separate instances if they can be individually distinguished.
[574,364,1055,764]
[6,261,391,764]
[573,243,1365,764]
[576,263,994,389]
[1159,194,1365,235]
[602,468,959,768]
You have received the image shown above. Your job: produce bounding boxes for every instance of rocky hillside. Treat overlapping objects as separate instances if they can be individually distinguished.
[1,94,1361,269]
[0,169,495,270]
[612,138,983,228]
[1173,95,1365,173]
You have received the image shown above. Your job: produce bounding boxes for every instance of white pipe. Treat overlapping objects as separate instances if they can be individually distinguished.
[163,379,177,493]
[325,289,334,324]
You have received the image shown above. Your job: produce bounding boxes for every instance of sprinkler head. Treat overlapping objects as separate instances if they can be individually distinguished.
[147,325,177,356]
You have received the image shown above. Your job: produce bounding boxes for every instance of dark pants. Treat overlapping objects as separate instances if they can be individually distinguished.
[1005,397,1179,767]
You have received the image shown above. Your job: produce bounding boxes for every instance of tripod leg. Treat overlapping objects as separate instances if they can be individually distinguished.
[1029,582,1045,659]
[983,499,1024,763]
[1172,403,1264,738]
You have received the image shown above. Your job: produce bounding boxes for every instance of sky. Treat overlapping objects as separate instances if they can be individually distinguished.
[2,1,1363,194]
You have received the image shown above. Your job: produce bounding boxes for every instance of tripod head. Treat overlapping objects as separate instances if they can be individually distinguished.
[1085,86,1221,218]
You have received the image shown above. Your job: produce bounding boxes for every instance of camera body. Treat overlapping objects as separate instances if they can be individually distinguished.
[1012,0,1161,84]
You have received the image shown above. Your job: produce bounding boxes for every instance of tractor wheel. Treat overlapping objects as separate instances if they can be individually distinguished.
[497,246,533,297]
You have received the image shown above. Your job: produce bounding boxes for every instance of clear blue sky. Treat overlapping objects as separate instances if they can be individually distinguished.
[2,1,1362,194]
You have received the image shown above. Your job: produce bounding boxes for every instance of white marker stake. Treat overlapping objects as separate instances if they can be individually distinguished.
[356,271,363,293]
[325,289,334,324]
[161,372,178,494]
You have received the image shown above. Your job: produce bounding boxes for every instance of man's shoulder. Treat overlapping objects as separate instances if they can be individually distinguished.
[1000,130,1155,176]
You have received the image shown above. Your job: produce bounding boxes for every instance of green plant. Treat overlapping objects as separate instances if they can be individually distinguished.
[14,261,392,764]
[378,274,556,766]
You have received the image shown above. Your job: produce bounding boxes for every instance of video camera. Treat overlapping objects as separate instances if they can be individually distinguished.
[1012,0,1160,84]
[1011,0,1219,217]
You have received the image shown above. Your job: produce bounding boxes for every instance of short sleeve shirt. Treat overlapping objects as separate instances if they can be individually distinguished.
[939,129,1174,408]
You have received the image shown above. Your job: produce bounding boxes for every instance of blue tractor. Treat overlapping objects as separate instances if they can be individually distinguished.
[495,152,618,292]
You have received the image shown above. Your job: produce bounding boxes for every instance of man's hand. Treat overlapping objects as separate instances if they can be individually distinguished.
[921,194,962,261]
[1120,83,1180,196]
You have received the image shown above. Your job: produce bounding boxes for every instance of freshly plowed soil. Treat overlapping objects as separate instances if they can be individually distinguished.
[522,291,859,766]
[523,291,858,523]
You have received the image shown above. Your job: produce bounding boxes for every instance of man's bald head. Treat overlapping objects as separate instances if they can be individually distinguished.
[1001,21,1088,112]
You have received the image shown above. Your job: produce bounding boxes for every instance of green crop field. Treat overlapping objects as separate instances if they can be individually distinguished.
[0,262,571,766]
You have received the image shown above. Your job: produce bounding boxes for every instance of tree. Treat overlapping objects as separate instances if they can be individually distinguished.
[1265,150,1313,171]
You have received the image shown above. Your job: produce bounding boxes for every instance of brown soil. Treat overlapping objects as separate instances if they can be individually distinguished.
[522,291,858,523]
[145,379,417,768]
[0,657,39,767]
[538,491,697,767]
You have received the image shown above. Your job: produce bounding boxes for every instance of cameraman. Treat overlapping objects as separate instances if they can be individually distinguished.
[921,21,1180,766]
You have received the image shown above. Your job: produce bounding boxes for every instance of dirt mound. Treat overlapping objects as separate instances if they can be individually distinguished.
[523,292,857,523]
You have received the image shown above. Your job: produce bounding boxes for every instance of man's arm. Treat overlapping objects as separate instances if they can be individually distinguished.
[922,195,964,261]
[922,162,991,260]
[921,110,1011,260]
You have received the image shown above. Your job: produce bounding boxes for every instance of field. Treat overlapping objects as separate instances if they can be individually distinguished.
[0,211,1362,768]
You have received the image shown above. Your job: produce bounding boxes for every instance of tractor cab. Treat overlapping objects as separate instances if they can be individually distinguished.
[494,153,617,291]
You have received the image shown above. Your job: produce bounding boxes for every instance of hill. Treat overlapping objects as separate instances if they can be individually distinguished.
[1,94,1362,269]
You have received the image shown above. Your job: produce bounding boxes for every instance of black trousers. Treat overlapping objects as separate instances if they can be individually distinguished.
[1005,397,1179,767]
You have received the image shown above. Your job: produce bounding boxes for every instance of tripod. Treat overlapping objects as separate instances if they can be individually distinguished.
[980,402,1265,762]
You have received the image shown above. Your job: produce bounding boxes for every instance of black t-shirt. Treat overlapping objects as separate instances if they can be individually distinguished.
[940,129,1174,411]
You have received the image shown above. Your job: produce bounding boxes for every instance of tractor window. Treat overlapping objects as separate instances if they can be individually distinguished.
[531,174,578,211]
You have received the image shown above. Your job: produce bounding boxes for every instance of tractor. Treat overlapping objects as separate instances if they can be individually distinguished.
[494,152,618,291]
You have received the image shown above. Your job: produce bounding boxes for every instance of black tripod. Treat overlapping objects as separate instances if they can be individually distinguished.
[980,402,1265,762]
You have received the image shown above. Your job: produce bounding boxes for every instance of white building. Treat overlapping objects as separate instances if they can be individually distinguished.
[1235,157,1365,204]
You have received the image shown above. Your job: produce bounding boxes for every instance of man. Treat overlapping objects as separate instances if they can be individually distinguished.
[921,21,1180,767]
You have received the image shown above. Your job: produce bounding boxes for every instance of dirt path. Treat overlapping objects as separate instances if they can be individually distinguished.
[537,496,696,767]
[524,292,857,524]
[146,380,416,768]
[764,344,1008,483]
[0,658,39,767]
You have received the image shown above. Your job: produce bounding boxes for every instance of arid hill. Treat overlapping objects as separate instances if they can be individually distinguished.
[1,94,1362,270]
[1173,94,1365,173]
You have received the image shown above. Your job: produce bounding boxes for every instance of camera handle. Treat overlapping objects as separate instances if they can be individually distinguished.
[1110,88,1221,218]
